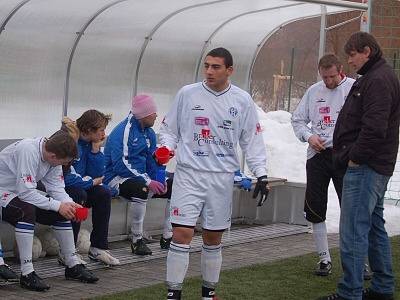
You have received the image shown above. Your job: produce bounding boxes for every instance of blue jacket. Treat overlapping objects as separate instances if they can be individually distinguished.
[104,113,158,186]
[64,139,105,190]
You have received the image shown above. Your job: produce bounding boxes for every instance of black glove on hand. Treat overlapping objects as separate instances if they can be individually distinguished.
[252,175,269,206]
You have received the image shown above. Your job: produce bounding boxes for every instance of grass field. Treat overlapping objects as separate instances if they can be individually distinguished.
[95,236,400,300]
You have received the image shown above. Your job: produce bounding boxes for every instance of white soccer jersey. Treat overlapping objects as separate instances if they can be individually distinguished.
[0,138,72,212]
[159,81,267,178]
[291,77,355,159]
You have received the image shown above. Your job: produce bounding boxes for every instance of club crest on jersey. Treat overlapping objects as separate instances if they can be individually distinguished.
[229,107,238,118]
[255,122,262,134]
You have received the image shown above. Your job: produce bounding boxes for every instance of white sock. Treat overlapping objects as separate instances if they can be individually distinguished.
[0,240,4,265]
[201,244,222,285]
[52,221,79,268]
[166,242,190,290]
[312,222,331,262]
[15,222,35,275]
[163,199,173,239]
[129,198,147,242]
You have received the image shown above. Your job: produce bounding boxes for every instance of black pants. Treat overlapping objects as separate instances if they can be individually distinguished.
[304,149,345,223]
[119,176,173,200]
[65,185,111,250]
[2,197,65,227]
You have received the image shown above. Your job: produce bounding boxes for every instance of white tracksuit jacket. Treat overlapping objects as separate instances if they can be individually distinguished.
[291,77,355,159]
[159,81,267,178]
[0,138,72,215]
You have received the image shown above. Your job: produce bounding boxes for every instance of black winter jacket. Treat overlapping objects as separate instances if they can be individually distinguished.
[333,58,400,176]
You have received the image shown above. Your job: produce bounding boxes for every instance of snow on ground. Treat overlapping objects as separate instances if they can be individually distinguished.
[258,109,400,236]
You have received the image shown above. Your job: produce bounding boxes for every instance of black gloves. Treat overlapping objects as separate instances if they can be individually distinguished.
[252,175,269,206]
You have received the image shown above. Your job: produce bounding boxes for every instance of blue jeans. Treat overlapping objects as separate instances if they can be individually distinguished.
[338,165,394,299]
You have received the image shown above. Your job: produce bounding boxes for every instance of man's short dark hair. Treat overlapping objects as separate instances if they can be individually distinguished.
[344,31,382,59]
[206,47,233,68]
[46,130,78,159]
[318,53,342,72]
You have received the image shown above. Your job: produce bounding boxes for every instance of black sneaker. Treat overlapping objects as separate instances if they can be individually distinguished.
[363,288,394,300]
[131,239,152,255]
[167,289,182,300]
[20,271,50,291]
[0,264,18,282]
[363,264,373,281]
[65,264,99,283]
[315,261,332,276]
[316,293,348,300]
[160,236,172,250]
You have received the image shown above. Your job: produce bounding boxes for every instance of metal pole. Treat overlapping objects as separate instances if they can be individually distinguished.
[317,5,327,80]
[287,48,295,112]
[367,0,372,33]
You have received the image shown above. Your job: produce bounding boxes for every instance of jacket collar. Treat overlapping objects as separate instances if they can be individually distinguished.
[357,56,385,76]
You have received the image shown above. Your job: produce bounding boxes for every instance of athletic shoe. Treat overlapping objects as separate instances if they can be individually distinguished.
[316,293,348,300]
[131,239,152,255]
[58,251,87,266]
[363,288,394,300]
[65,264,99,283]
[315,261,332,276]
[20,271,50,291]
[160,236,172,250]
[167,289,182,300]
[0,264,18,282]
[363,264,373,281]
[88,247,120,266]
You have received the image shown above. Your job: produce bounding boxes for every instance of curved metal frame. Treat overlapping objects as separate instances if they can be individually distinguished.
[63,0,128,116]
[132,0,230,96]
[0,0,31,33]
[193,2,305,82]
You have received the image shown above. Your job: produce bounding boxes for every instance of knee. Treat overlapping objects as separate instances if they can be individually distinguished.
[92,186,112,202]
[120,180,149,200]
[172,225,194,244]
[66,187,88,205]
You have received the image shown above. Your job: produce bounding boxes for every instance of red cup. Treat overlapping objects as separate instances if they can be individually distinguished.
[155,147,170,165]
[75,207,88,221]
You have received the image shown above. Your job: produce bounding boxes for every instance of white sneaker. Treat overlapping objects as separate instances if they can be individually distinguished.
[88,247,120,266]
[58,250,87,266]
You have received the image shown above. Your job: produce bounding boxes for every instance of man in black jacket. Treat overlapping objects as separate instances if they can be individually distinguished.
[319,32,399,300]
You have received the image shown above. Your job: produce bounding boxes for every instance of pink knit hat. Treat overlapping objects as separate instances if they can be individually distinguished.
[131,94,157,119]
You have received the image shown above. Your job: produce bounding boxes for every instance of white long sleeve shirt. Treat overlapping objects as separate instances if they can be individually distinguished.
[0,138,72,213]
[159,81,267,178]
[291,77,355,159]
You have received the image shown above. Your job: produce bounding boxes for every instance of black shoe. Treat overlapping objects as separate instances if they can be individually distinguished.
[363,264,373,281]
[65,264,99,283]
[167,289,182,300]
[317,293,348,300]
[160,236,172,250]
[0,264,18,282]
[363,288,394,300]
[131,239,152,255]
[315,261,332,276]
[20,271,50,291]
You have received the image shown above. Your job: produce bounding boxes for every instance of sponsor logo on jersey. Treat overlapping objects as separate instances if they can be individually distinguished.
[193,150,209,157]
[192,105,204,111]
[201,128,211,138]
[195,117,209,125]
[229,107,238,118]
[255,122,262,135]
[316,119,335,130]
[218,119,233,130]
[216,153,234,158]
[323,116,331,124]
[193,133,234,149]
[161,117,168,127]
[319,106,330,114]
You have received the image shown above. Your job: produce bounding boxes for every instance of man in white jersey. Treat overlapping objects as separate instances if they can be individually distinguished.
[160,47,269,300]
[0,130,99,291]
[292,54,356,276]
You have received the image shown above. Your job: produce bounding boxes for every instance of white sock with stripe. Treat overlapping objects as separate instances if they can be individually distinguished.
[312,221,331,263]
[201,244,222,290]
[166,242,190,290]
[52,221,79,268]
[15,222,35,275]
[129,198,147,242]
